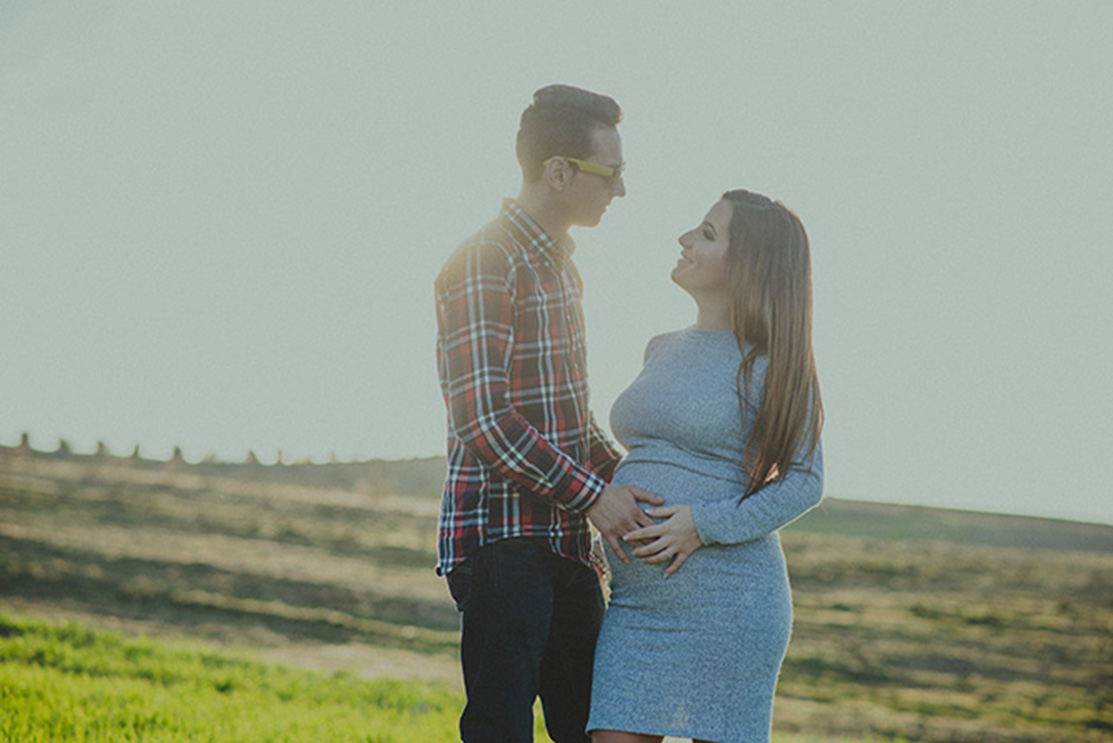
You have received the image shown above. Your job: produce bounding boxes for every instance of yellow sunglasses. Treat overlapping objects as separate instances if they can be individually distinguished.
[543,156,625,187]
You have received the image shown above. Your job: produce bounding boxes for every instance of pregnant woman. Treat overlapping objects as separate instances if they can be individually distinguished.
[587,189,825,743]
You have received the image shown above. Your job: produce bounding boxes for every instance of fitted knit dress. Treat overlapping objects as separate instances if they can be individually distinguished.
[587,327,823,743]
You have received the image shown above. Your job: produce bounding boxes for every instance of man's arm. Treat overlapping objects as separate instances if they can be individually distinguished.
[586,412,622,482]
[438,241,648,515]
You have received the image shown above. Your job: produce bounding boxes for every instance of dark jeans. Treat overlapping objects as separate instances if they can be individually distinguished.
[447,538,605,743]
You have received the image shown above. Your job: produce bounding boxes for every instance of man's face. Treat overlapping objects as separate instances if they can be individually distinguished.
[565,126,626,228]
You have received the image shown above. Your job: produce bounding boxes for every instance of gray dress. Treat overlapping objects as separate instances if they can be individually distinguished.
[587,327,823,743]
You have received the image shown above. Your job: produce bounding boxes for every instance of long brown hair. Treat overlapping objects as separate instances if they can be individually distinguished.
[722,190,823,501]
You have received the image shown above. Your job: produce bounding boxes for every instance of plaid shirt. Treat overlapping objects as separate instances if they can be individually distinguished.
[434,199,622,576]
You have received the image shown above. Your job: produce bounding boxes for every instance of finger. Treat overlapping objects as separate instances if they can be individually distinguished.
[631,539,668,558]
[634,541,672,562]
[644,506,680,519]
[663,552,688,578]
[630,488,666,504]
[642,548,673,565]
[623,524,661,542]
[604,534,630,564]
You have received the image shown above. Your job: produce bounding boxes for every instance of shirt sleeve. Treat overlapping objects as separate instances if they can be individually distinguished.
[587,412,623,482]
[436,241,606,512]
[690,440,824,545]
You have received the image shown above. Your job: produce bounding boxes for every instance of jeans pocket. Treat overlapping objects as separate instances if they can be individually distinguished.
[446,561,472,612]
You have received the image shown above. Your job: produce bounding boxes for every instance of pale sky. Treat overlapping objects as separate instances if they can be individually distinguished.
[2,2,1111,524]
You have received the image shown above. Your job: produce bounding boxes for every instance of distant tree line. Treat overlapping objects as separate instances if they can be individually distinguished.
[0,433,446,496]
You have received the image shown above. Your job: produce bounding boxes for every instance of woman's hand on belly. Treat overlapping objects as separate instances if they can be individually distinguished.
[623,505,702,578]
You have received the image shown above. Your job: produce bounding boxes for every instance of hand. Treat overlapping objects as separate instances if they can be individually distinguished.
[624,505,701,578]
[586,484,665,564]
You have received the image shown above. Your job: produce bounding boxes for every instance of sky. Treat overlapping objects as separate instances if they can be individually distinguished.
[2,1,1111,525]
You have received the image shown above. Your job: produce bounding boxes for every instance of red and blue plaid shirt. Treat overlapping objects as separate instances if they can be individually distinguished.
[434,199,622,576]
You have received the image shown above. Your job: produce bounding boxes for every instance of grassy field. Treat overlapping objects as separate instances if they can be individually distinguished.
[0,613,902,743]
[0,612,466,742]
[1,450,1112,742]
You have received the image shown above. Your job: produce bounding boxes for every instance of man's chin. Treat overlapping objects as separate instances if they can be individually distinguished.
[574,211,605,228]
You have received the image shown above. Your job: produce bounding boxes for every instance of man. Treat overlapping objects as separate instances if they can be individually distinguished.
[434,84,663,742]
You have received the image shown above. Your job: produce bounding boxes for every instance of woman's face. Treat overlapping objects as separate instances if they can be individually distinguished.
[672,199,733,298]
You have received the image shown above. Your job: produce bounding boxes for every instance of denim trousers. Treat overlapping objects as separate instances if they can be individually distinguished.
[447,537,605,743]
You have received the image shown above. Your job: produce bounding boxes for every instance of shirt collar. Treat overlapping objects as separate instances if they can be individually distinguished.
[501,198,576,264]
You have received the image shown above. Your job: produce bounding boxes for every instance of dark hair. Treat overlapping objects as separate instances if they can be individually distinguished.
[722,189,823,502]
[516,84,623,182]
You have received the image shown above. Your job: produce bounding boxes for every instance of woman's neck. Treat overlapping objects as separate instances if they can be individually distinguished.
[694,298,731,330]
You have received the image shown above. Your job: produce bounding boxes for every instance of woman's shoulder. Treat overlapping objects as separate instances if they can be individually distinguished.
[642,329,687,362]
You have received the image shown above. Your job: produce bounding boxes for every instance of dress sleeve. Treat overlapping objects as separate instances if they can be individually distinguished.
[690,440,823,545]
[436,241,606,513]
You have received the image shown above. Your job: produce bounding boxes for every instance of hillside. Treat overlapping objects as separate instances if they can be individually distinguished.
[1,445,1111,742]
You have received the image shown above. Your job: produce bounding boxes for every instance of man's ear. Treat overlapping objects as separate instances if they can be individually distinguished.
[544,157,573,192]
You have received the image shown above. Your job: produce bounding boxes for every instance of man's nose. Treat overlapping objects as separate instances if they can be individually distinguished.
[612,177,626,198]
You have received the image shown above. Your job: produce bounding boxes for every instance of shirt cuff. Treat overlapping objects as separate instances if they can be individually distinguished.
[562,469,608,514]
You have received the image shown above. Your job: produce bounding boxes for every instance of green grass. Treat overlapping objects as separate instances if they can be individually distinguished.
[0,614,465,743]
[0,614,886,743]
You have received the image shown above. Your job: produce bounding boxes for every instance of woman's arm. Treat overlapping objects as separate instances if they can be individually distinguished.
[625,442,823,576]
[692,441,824,545]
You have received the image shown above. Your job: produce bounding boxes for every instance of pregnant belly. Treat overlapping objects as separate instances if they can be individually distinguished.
[613,458,743,507]
[605,458,788,615]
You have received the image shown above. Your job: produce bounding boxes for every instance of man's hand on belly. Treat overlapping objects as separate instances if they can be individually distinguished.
[586,484,665,564]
